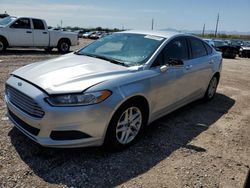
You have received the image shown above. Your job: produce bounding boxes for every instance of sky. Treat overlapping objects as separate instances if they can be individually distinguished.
[1,0,250,32]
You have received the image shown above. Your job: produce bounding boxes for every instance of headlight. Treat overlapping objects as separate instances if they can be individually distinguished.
[239,48,243,51]
[46,90,112,106]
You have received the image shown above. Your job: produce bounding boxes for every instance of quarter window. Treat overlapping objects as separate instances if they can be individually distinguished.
[10,18,31,29]
[204,42,213,55]
[32,19,45,30]
[189,38,207,58]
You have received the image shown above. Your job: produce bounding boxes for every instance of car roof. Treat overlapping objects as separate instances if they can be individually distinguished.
[15,16,45,21]
[119,30,190,39]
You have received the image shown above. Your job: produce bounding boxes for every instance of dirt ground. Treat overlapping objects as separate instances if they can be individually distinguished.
[0,39,249,188]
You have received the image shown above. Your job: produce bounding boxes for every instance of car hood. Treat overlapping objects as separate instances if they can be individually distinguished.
[12,53,131,94]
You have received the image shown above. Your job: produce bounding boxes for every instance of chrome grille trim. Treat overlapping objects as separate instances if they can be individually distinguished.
[6,85,45,118]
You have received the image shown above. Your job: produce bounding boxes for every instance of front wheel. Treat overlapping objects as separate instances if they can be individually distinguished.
[204,76,218,101]
[104,102,147,150]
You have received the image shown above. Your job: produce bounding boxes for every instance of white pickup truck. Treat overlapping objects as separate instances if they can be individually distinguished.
[0,16,78,53]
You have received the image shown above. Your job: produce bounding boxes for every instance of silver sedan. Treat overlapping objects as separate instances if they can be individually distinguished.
[5,30,222,150]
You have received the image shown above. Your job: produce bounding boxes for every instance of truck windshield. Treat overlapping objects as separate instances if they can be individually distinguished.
[0,16,16,26]
[76,33,165,67]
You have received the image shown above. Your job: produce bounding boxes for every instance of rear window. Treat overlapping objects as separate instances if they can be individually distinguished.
[189,38,207,58]
[32,19,45,30]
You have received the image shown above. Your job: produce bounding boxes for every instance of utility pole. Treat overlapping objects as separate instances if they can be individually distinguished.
[151,18,154,30]
[202,24,206,37]
[60,20,63,29]
[214,13,219,38]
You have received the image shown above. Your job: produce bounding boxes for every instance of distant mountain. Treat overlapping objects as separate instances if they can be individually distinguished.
[161,28,250,35]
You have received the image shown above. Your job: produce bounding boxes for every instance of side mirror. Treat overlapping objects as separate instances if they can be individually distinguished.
[160,65,169,73]
[168,58,184,66]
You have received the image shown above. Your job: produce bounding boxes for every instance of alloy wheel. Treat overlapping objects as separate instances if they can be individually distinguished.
[208,77,218,98]
[116,107,142,144]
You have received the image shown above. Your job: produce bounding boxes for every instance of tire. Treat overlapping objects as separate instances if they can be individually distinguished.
[57,40,70,53]
[104,101,147,150]
[0,39,7,52]
[44,47,53,53]
[204,76,218,101]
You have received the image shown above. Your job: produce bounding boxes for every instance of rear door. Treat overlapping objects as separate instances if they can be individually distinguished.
[32,19,49,47]
[185,37,214,94]
[7,18,33,46]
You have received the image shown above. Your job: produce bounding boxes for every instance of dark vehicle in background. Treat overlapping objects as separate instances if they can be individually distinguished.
[204,39,237,59]
[75,30,87,38]
[228,40,242,55]
[239,42,250,58]
[0,13,9,19]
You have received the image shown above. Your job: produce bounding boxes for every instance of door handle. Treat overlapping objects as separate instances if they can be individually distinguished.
[185,65,193,70]
[26,31,32,33]
[209,59,215,64]
[43,32,48,34]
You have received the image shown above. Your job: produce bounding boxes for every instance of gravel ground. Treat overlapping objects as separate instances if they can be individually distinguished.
[0,39,249,188]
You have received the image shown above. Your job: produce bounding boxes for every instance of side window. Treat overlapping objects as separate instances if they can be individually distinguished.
[151,37,188,67]
[189,38,207,58]
[10,18,31,29]
[204,42,213,55]
[32,19,45,30]
[163,38,189,63]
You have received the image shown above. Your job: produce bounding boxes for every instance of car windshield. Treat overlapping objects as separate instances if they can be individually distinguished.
[214,41,227,47]
[0,16,16,26]
[76,33,165,67]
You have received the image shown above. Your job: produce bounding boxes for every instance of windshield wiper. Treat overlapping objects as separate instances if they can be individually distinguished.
[75,52,128,67]
[95,55,128,67]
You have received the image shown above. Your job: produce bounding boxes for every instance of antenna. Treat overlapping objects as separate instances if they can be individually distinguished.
[214,14,219,37]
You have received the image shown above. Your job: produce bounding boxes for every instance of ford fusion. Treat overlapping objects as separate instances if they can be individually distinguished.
[5,31,222,150]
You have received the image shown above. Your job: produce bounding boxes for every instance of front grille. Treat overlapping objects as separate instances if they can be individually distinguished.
[6,85,45,118]
[8,109,40,136]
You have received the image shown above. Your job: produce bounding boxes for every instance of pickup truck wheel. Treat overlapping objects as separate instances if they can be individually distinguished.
[0,39,6,52]
[58,40,70,53]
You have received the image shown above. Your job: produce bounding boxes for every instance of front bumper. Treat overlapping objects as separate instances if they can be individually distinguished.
[5,76,117,148]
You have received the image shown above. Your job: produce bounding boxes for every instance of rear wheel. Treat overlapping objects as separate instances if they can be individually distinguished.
[204,76,218,101]
[57,40,70,53]
[104,102,147,150]
[0,39,7,52]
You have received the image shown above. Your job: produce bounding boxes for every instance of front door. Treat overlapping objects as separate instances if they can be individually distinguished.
[7,18,33,47]
[150,37,190,118]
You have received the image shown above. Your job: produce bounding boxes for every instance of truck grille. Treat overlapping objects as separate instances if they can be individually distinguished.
[6,85,45,118]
